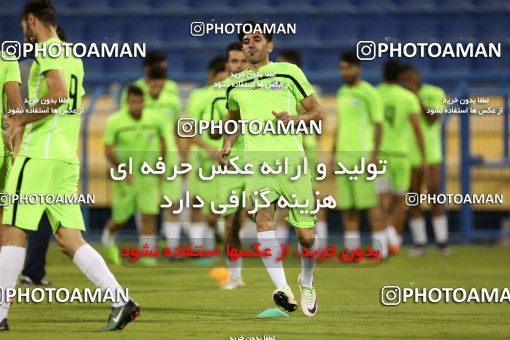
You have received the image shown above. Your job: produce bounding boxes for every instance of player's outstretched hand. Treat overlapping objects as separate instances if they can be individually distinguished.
[218,145,231,166]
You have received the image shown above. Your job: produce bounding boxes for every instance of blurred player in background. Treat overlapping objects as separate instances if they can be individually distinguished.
[207,42,248,289]
[399,64,449,256]
[186,57,228,254]
[276,49,329,247]
[143,66,183,258]
[119,51,183,253]
[333,51,387,258]
[219,21,324,316]
[0,0,139,331]
[376,59,426,255]
[101,85,167,266]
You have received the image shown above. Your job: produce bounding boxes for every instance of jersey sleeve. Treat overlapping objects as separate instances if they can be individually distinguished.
[37,54,63,75]
[427,87,446,111]
[103,115,117,146]
[366,85,384,124]
[288,64,314,102]
[407,91,421,117]
[5,60,21,84]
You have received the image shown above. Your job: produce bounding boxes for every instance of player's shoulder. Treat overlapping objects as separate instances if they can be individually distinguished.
[421,83,445,97]
[164,79,179,92]
[106,110,126,125]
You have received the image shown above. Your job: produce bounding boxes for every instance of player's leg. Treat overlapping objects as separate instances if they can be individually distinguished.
[0,156,45,329]
[408,167,428,256]
[377,155,401,253]
[222,208,245,289]
[254,203,297,312]
[337,171,360,251]
[101,181,135,264]
[0,226,29,328]
[428,163,449,255]
[55,226,140,330]
[275,207,290,244]
[162,173,182,255]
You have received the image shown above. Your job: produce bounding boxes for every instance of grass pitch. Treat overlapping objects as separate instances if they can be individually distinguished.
[3,244,510,339]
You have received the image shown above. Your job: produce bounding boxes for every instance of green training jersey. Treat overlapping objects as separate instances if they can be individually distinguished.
[418,83,445,138]
[377,83,420,156]
[20,37,85,164]
[336,80,383,154]
[186,85,210,159]
[224,61,314,166]
[144,91,179,153]
[104,108,166,175]
[0,57,21,158]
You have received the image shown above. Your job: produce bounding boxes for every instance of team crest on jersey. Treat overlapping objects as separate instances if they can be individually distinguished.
[354,99,361,106]
[269,81,282,91]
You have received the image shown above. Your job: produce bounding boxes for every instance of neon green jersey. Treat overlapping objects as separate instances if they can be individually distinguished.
[336,80,383,153]
[143,91,179,153]
[186,86,210,159]
[418,83,445,136]
[377,83,420,155]
[0,57,21,158]
[225,62,314,165]
[19,37,85,164]
[104,108,166,174]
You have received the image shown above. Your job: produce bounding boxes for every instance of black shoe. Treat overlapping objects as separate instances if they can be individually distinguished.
[99,299,140,331]
[0,318,8,331]
[20,275,52,286]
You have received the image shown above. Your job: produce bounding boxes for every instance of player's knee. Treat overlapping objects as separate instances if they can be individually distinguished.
[55,229,86,257]
[297,231,315,248]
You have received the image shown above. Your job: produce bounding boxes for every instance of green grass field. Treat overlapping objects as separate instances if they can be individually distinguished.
[2,244,510,339]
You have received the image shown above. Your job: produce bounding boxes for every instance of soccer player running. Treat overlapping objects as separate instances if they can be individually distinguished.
[218,21,324,316]
[275,50,329,247]
[207,42,248,289]
[399,64,449,256]
[332,51,388,258]
[0,0,139,331]
[376,59,427,255]
[101,85,167,266]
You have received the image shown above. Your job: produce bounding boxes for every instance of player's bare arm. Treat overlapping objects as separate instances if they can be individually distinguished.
[218,109,241,165]
[5,69,67,127]
[3,81,25,157]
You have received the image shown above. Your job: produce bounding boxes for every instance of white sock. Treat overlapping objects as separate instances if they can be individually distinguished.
[101,227,118,246]
[275,224,289,243]
[203,227,215,250]
[409,217,427,245]
[314,221,328,244]
[257,230,287,289]
[386,225,400,246]
[163,222,181,249]
[432,215,448,244]
[226,257,242,279]
[188,222,207,248]
[0,246,26,319]
[139,234,157,252]
[372,230,388,258]
[298,235,319,287]
[239,218,257,243]
[72,244,127,307]
[344,230,360,250]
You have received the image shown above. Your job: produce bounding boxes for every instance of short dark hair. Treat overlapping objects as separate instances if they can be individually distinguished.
[208,56,226,75]
[399,63,418,74]
[340,50,360,65]
[21,0,57,27]
[126,85,144,98]
[56,25,67,42]
[226,42,242,61]
[147,66,167,80]
[279,50,301,67]
[383,59,402,81]
[237,20,273,43]
[143,50,166,67]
